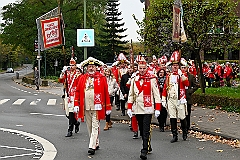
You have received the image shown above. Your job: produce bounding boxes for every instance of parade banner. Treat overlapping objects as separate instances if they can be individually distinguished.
[36,7,65,51]
[180,2,187,43]
[172,0,187,43]
[172,4,181,42]
[41,17,62,49]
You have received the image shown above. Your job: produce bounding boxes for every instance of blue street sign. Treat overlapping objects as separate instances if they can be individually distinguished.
[77,29,94,47]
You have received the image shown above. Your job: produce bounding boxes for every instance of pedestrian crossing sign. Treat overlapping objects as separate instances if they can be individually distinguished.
[77,29,94,47]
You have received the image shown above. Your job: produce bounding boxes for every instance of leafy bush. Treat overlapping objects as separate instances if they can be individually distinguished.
[193,86,240,112]
[45,76,59,82]
[192,93,240,113]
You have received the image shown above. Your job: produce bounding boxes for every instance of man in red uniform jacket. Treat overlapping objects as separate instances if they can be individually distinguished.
[59,58,81,137]
[74,57,111,155]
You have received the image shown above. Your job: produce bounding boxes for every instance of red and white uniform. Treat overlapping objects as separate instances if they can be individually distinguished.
[223,66,232,79]
[188,64,197,77]
[215,64,222,77]
[128,72,161,114]
[202,65,209,77]
[74,71,111,150]
[59,70,79,116]
[162,72,189,120]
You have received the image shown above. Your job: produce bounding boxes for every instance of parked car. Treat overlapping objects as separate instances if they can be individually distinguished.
[6,68,14,73]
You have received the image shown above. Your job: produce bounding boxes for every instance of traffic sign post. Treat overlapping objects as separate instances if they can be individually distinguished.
[77,29,95,47]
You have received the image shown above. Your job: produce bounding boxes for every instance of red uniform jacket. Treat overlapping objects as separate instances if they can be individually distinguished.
[162,73,189,102]
[188,65,197,77]
[74,72,111,120]
[223,66,232,79]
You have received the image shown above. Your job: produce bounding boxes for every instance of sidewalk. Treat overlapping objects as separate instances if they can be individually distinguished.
[13,78,240,140]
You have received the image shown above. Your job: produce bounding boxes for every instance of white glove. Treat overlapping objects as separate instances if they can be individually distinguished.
[127,109,133,118]
[155,110,160,118]
[62,66,68,73]
[74,106,79,113]
[162,101,166,108]
[106,110,111,115]
[178,69,182,76]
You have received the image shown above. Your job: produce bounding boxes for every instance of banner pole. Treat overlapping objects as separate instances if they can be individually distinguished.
[37,32,41,89]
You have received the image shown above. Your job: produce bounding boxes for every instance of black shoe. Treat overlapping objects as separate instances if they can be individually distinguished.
[121,114,125,116]
[133,132,138,139]
[148,146,152,153]
[116,106,120,111]
[96,146,100,150]
[140,150,147,160]
[170,135,178,143]
[75,122,80,133]
[159,127,164,132]
[65,131,72,137]
[88,148,95,155]
[129,124,133,131]
[183,132,187,141]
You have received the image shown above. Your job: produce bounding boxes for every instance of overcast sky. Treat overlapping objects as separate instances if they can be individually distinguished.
[0,0,145,42]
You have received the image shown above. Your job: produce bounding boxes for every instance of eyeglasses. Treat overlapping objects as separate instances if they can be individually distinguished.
[70,65,75,66]
[160,72,164,73]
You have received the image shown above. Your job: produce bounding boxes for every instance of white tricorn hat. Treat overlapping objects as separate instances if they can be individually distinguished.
[79,57,104,68]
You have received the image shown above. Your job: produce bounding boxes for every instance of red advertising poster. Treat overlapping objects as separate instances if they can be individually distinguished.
[41,17,62,49]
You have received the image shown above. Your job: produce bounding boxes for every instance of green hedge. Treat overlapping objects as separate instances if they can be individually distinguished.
[192,93,240,112]
[203,60,239,64]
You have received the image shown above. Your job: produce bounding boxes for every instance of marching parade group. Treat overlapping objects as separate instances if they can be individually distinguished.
[57,50,237,160]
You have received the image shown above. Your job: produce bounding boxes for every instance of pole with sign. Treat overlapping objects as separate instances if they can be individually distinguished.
[84,0,87,60]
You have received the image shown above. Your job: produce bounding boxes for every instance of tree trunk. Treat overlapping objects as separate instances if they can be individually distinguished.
[239,50,240,67]
[195,48,205,93]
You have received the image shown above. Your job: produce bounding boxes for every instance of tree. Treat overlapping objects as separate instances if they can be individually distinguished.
[137,0,240,93]
[100,0,128,62]
[0,0,109,74]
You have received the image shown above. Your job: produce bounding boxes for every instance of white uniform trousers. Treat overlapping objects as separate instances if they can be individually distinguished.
[85,110,99,149]
[167,97,186,120]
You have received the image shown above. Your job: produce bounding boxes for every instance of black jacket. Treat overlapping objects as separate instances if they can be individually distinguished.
[186,73,199,104]
[120,73,131,97]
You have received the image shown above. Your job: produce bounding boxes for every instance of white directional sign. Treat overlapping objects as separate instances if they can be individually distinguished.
[77,29,94,47]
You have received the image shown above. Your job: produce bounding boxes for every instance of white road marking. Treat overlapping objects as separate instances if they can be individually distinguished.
[0,128,57,160]
[42,114,53,116]
[30,99,41,105]
[30,113,65,117]
[12,99,26,105]
[0,99,10,105]
[0,153,36,159]
[47,99,56,105]
[1,145,36,151]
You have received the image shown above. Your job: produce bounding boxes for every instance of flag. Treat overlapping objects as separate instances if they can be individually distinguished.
[36,7,65,50]
[172,0,187,43]
[180,1,187,43]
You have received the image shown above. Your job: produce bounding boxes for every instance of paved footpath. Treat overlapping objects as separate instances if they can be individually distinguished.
[13,78,240,141]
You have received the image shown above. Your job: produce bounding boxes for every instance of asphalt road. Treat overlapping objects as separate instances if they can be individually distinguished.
[0,65,240,160]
